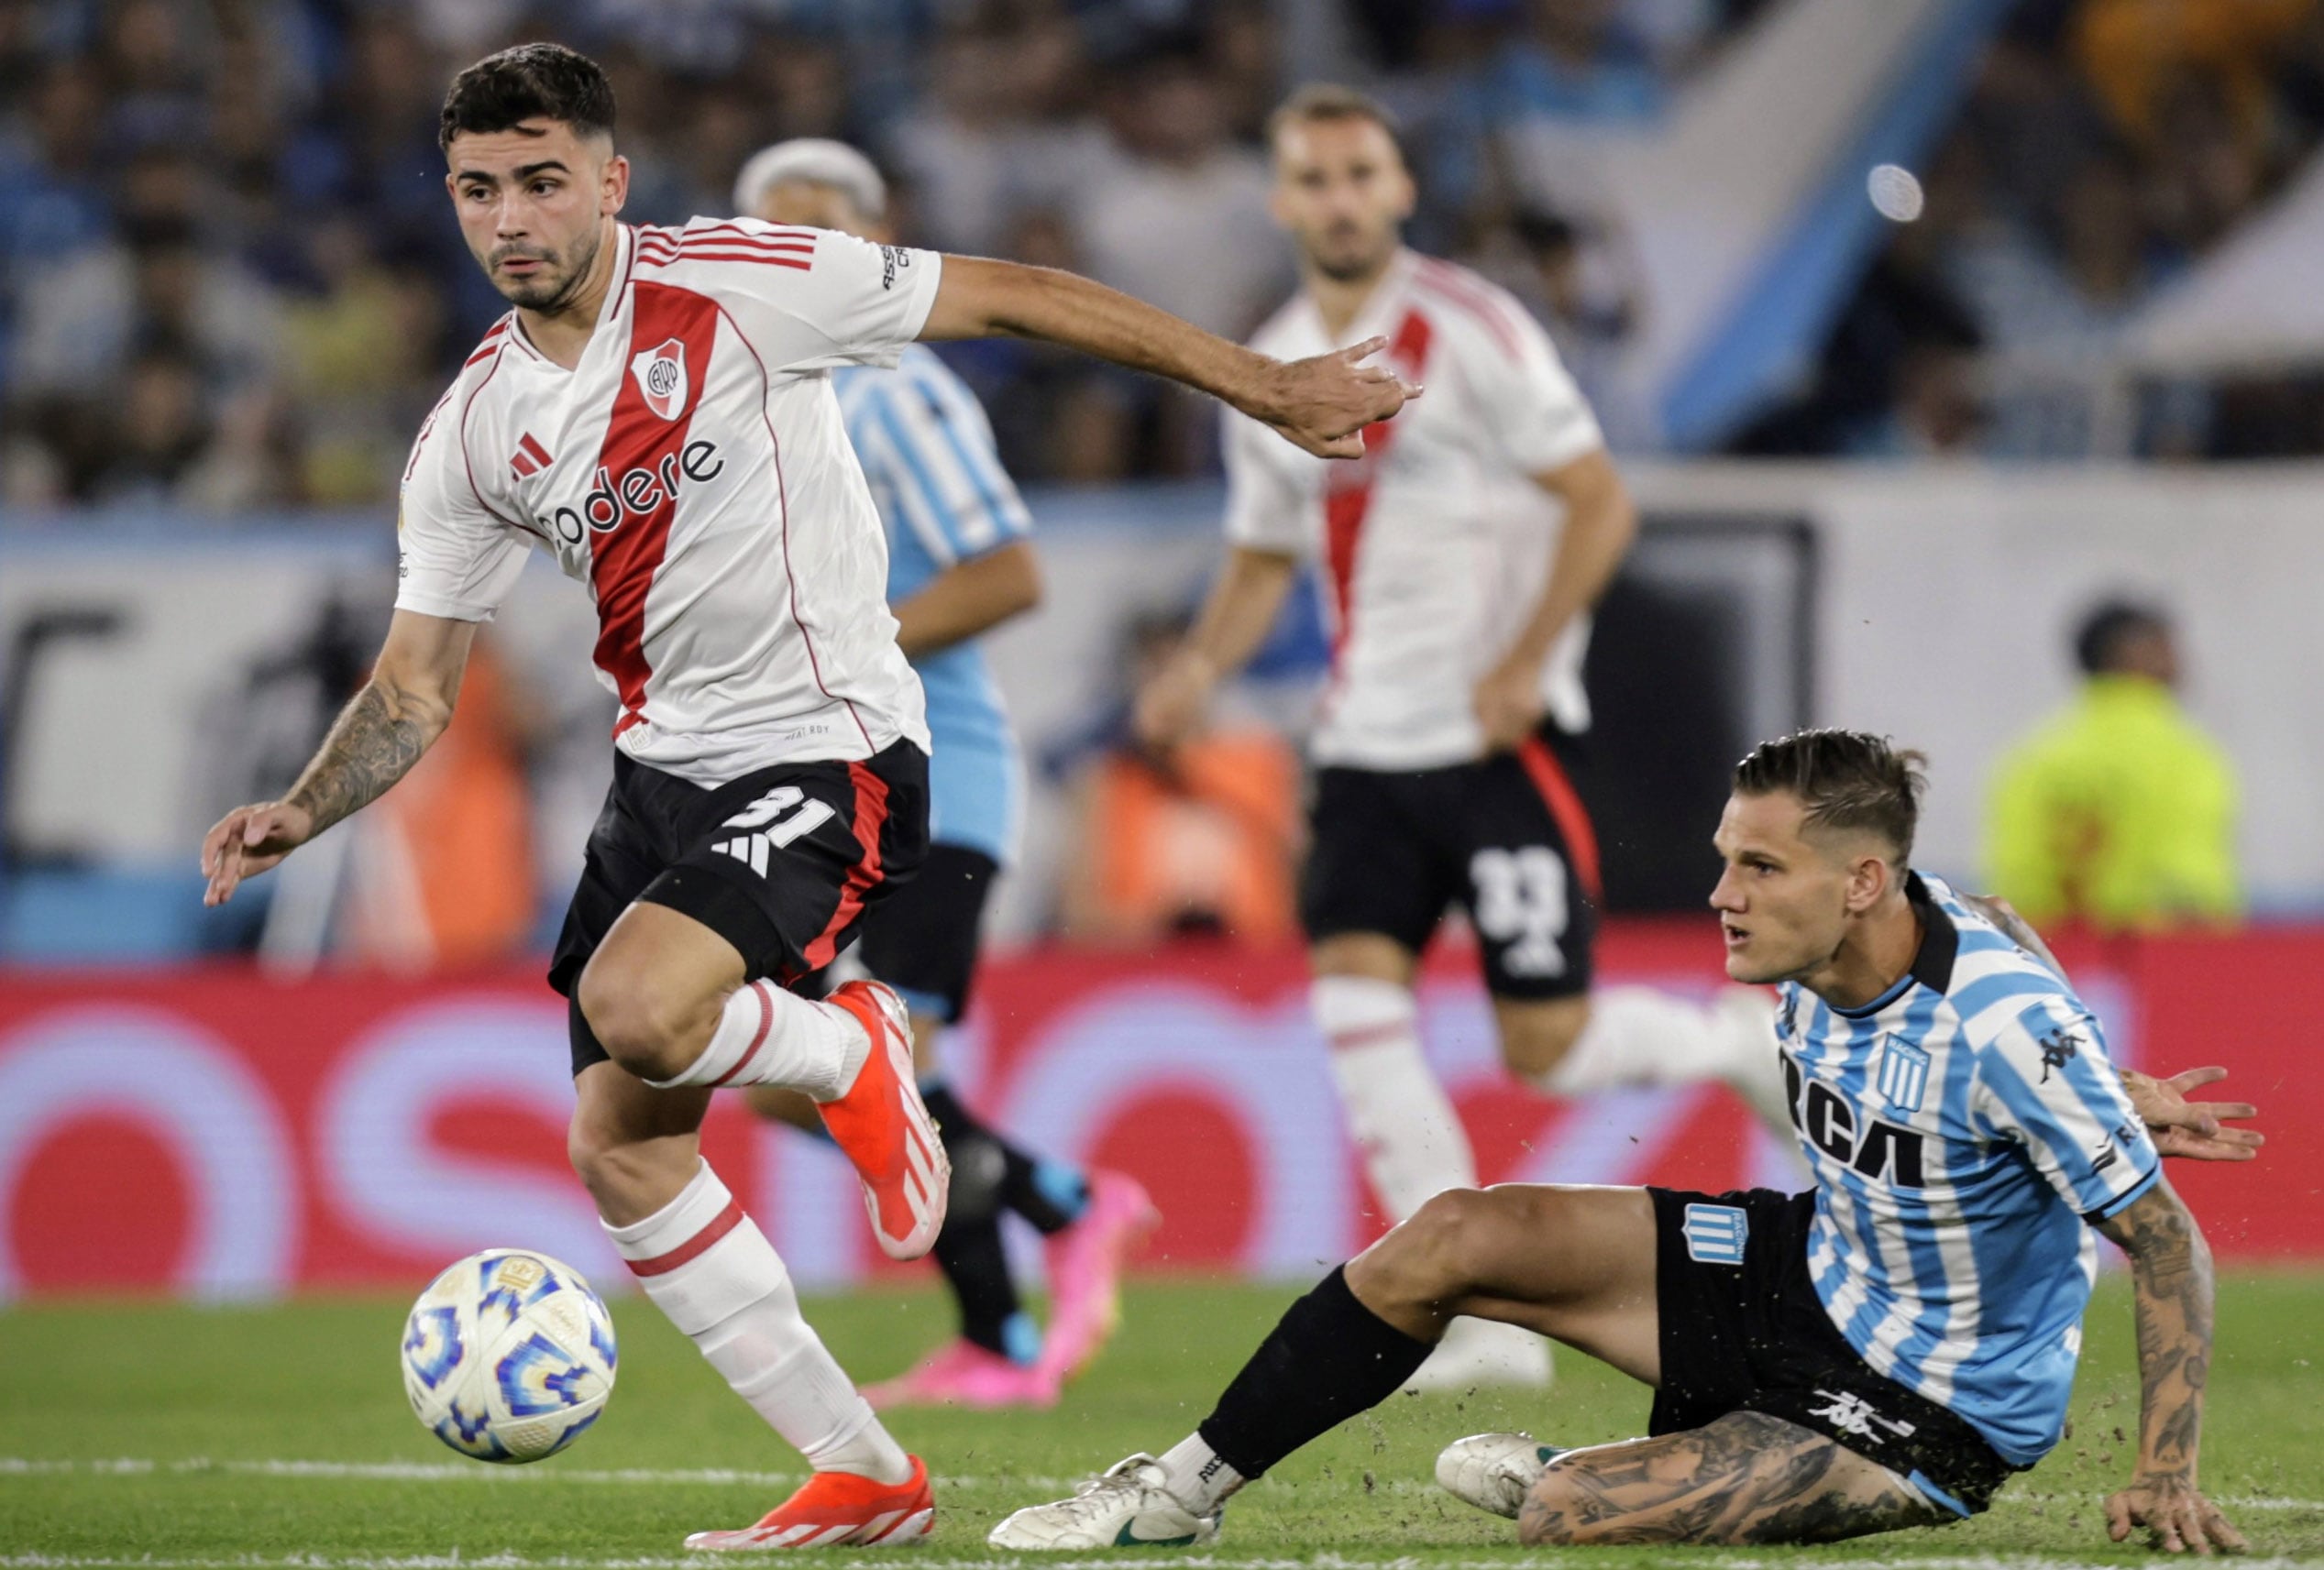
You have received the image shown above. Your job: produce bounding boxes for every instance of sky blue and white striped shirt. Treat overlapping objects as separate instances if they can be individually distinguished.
[832,346,1031,865]
[1777,873,2159,1476]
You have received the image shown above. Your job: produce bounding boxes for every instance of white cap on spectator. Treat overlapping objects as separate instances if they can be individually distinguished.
[732,138,888,221]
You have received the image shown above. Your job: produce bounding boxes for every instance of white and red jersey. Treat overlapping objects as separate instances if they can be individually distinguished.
[1224,248,1605,772]
[395,218,940,785]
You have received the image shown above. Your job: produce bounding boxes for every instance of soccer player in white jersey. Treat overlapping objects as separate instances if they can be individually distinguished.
[990,730,2259,1554]
[731,138,1157,1410]
[1135,83,1782,1389]
[195,44,1411,1550]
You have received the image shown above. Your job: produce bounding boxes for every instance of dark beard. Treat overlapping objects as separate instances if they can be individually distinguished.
[1311,235,1394,284]
[496,226,600,313]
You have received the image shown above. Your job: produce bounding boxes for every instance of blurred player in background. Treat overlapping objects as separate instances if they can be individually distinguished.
[1135,84,1782,1389]
[991,731,2259,1554]
[733,138,1157,1411]
[198,44,1413,1550]
[1985,598,2241,932]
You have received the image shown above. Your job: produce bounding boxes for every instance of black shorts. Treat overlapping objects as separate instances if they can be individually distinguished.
[1300,723,1600,999]
[854,841,996,1026]
[1648,1186,2020,1517]
[550,742,929,1076]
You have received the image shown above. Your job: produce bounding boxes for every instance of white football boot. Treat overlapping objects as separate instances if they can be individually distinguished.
[986,1455,1221,1550]
[1434,1432,1568,1519]
[1401,1315,1554,1392]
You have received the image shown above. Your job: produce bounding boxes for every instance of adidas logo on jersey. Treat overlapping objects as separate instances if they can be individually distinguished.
[509,433,553,478]
[631,336,688,420]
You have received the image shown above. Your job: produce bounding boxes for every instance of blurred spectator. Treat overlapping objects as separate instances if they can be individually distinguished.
[1983,599,2241,932]
[1054,610,1301,945]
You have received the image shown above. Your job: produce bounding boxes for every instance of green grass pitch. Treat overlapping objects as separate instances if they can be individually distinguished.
[3,1275,2320,1567]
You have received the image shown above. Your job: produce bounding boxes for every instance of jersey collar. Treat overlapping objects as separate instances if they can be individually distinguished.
[1830,872,1958,1018]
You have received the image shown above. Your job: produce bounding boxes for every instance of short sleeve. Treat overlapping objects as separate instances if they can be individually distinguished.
[393,390,531,623]
[666,219,941,374]
[846,360,1031,570]
[1463,301,1604,477]
[1220,408,1314,555]
[1973,996,2160,1223]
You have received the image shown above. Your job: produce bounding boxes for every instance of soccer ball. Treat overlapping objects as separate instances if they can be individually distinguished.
[400,1248,617,1463]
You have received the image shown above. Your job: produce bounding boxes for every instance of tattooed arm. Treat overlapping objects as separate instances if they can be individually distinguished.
[202,610,477,906]
[2093,1180,2248,1554]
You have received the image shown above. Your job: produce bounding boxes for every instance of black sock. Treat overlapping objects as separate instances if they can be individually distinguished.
[922,1082,1087,1236]
[920,1081,1033,1360]
[1195,1267,1433,1479]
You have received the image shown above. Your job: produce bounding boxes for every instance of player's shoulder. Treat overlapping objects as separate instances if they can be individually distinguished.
[404,313,525,484]
[1402,252,1544,362]
[1918,873,2099,1052]
[631,216,830,280]
[1246,291,1318,359]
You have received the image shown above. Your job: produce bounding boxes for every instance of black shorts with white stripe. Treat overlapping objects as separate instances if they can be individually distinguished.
[550,742,929,1077]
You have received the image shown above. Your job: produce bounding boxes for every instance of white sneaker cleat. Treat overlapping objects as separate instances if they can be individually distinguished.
[1402,1315,1554,1393]
[986,1455,1220,1550]
[1435,1432,1567,1520]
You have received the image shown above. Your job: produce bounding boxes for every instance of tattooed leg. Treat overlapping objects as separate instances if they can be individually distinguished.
[1516,1411,1945,1546]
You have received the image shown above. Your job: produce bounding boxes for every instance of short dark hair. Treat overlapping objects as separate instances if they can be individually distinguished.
[1733,730,1928,862]
[439,43,615,153]
[1267,82,1402,153]
[2074,598,2168,676]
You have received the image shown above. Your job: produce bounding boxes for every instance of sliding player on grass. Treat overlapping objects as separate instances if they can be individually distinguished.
[994,730,2256,1554]
[732,138,1156,1409]
[196,43,1412,1551]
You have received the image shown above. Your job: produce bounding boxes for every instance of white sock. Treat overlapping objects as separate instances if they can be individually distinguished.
[1536,986,1790,1135]
[1314,975,1478,1222]
[646,978,871,1097]
[1156,1433,1244,1513]
[604,1161,910,1483]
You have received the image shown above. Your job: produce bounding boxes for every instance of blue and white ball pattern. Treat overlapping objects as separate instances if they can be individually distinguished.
[401,1249,617,1463]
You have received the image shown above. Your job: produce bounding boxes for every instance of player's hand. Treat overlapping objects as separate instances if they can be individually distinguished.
[201,800,316,906]
[1134,651,1217,752]
[1472,660,1547,753]
[2106,1474,2248,1554]
[1256,338,1419,459]
[2124,1067,2264,1162]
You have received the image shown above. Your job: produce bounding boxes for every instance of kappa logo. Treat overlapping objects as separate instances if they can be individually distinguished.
[2037,1023,2084,1083]
[1806,1389,1917,1445]
[630,336,689,420]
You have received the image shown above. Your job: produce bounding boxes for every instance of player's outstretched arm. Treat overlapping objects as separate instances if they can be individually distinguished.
[920,256,1416,458]
[201,610,476,906]
[2093,1180,2248,1555]
[1133,546,1300,752]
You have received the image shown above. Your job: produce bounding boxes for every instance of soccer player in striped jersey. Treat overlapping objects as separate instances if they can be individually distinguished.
[991,730,2257,1554]
[732,139,1157,1410]
[1134,82,1789,1391]
[197,44,1412,1551]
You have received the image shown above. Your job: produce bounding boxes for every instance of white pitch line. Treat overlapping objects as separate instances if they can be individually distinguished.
[6,1558,2324,1570]
[3,1458,2320,1516]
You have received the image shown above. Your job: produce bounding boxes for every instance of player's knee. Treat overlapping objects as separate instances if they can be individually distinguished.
[1360,1187,1494,1308]
[1497,999,1588,1080]
[575,956,715,1081]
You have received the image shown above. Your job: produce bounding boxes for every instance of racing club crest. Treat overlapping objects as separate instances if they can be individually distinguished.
[630,337,688,421]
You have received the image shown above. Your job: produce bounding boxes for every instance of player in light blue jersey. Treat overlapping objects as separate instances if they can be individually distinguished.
[734,141,1156,1410]
[993,730,2260,1554]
